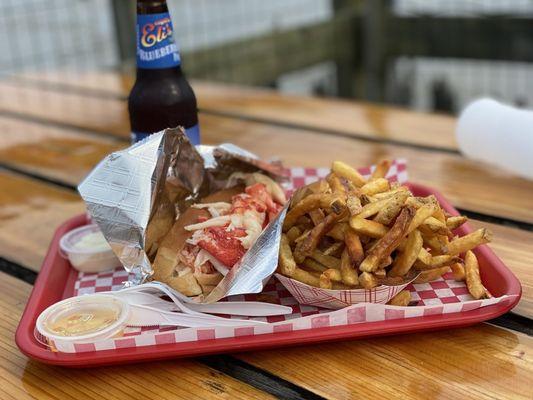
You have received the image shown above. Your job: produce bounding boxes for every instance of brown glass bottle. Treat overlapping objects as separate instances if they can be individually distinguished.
[128,0,200,144]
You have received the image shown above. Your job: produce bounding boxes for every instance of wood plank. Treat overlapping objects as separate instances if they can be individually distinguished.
[0,171,84,270]
[0,272,274,400]
[6,73,458,151]
[0,83,529,223]
[0,117,124,185]
[237,324,533,400]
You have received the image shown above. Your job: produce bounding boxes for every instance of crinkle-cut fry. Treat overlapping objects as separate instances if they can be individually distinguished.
[450,262,466,281]
[373,191,409,225]
[302,258,328,273]
[309,208,326,226]
[350,217,389,239]
[326,173,347,196]
[414,254,458,270]
[344,228,364,265]
[292,267,321,287]
[340,249,359,286]
[319,273,332,289]
[327,222,348,241]
[359,206,416,272]
[444,228,492,256]
[356,196,394,219]
[309,249,341,269]
[420,216,450,236]
[346,195,363,216]
[294,211,347,262]
[285,226,302,245]
[446,216,468,230]
[323,268,343,282]
[372,186,410,200]
[360,178,390,196]
[359,272,379,289]
[389,229,423,277]
[284,193,344,231]
[464,250,487,299]
[323,241,344,256]
[413,266,450,284]
[387,290,411,306]
[407,201,438,234]
[331,161,367,187]
[278,234,297,277]
[371,159,392,180]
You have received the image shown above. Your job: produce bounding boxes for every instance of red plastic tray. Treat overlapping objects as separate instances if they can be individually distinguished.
[15,183,521,367]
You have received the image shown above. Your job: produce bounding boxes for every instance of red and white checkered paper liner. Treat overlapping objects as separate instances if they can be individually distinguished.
[48,160,512,353]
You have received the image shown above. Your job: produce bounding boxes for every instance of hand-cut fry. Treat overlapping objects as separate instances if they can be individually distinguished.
[344,228,364,265]
[350,217,389,238]
[326,222,348,241]
[309,208,326,226]
[331,161,366,187]
[414,254,458,270]
[372,186,409,200]
[356,196,394,219]
[464,250,487,299]
[296,215,313,231]
[387,290,411,306]
[446,216,468,230]
[444,228,492,256]
[374,269,386,278]
[326,173,347,196]
[378,275,407,286]
[407,200,438,234]
[373,192,409,225]
[421,231,446,254]
[319,273,332,289]
[360,178,390,196]
[378,256,393,269]
[332,282,358,290]
[417,247,433,265]
[346,195,362,216]
[413,266,450,284]
[292,267,321,287]
[340,249,359,286]
[294,229,311,244]
[323,241,344,256]
[371,160,392,180]
[302,258,328,273]
[450,262,466,281]
[309,249,341,269]
[359,206,416,272]
[308,179,332,194]
[285,226,302,245]
[420,216,450,236]
[284,193,344,231]
[294,211,347,262]
[359,272,379,289]
[323,268,343,282]
[389,229,423,277]
[432,206,447,223]
[278,234,297,276]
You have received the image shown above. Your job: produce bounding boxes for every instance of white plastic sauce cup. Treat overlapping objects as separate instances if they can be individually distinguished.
[60,224,122,273]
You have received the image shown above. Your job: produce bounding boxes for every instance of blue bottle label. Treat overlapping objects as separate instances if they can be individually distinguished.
[131,124,201,145]
[136,12,181,69]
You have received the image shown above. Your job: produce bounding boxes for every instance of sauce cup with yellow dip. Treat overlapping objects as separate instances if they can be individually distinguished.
[36,294,130,344]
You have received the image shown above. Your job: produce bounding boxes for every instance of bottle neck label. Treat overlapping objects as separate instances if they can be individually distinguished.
[136,12,181,69]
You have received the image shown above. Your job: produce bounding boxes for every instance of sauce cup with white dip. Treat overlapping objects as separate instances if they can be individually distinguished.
[60,224,122,273]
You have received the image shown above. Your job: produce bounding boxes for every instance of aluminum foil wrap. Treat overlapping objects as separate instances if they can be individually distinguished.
[78,128,287,302]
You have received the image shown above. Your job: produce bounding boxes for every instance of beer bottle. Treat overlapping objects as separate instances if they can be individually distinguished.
[128,0,200,144]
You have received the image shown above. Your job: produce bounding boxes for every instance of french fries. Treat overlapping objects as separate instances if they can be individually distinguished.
[464,250,487,299]
[277,159,493,303]
[387,290,411,306]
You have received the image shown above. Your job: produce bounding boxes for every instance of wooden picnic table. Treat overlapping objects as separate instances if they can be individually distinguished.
[0,71,531,399]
